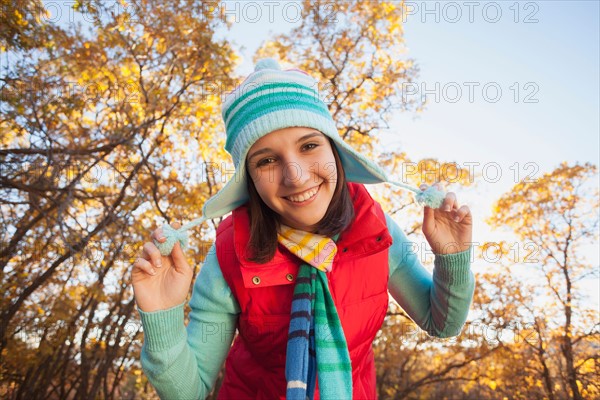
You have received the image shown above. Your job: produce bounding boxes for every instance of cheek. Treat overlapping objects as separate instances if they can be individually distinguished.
[251,169,278,197]
[251,181,273,208]
[323,162,337,182]
[313,154,337,182]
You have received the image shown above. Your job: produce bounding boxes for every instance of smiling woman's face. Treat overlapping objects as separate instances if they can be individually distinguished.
[246,126,337,232]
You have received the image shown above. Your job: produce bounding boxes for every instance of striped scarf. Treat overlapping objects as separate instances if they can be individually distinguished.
[278,225,352,400]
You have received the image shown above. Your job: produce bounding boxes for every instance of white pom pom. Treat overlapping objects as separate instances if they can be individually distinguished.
[255,58,281,71]
[415,186,446,208]
[154,224,189,256]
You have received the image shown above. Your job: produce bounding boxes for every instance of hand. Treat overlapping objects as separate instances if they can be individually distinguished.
[131,222,194,312]
[420,182,473,255]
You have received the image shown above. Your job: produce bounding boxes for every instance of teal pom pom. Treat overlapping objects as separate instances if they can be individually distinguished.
[255,58,281,71]
[154,223,189,256]
[415,186,446,208]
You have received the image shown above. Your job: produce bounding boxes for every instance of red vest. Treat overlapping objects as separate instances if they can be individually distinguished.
[216,183,393,399]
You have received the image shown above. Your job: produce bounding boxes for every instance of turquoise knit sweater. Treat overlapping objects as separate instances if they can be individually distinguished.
[138,213,475,399]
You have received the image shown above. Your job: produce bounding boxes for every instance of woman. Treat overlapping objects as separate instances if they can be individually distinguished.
[131,58,475,399]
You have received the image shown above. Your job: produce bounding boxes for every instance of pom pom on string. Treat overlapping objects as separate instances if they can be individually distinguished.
[414,185,446,208]
[387,181,446,209]
[154,224,188,256]
[153,217,207,256]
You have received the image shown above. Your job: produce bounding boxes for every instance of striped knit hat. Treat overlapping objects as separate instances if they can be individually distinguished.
[201,58,390,219]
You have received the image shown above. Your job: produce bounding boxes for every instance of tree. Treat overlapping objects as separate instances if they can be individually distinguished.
[1,0,236,397]
[486,162,599,399]
[372,162,599,399]
[255,0,424,154]
[0,0,51,51]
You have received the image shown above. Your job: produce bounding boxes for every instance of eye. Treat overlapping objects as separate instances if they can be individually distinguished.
[302,142,319,151]
[256,157,276,167]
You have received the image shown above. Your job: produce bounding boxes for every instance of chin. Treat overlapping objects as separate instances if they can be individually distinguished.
[283,215,325,232]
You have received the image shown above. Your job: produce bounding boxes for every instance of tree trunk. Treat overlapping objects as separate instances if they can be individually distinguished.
[562,333,582,400]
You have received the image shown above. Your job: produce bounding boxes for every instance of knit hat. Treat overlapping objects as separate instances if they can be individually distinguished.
[154,58,444,255]
[201,58,390,219]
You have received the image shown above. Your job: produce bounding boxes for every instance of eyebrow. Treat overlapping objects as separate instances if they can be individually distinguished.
[247,132,325,162]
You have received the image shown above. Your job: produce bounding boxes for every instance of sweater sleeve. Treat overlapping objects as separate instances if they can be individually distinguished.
[138,243,240,399]
[385,213,475,338]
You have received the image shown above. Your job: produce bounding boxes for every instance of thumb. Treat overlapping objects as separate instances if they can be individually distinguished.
[168,221,189,271]
[419,185,435,235]
[422,205,435,235]
[171,221,182,229]
[170,241,190,271]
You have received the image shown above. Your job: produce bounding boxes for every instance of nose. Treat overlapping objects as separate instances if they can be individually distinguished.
[282,158,311,187]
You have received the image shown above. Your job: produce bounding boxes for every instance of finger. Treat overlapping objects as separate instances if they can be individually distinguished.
[133,256,157,276]
[433,181,445,191]
[455,205,471,223]
[440,191,457,212]
[152,221,182,244]
[152,227,166,243]
[143,242,163,268]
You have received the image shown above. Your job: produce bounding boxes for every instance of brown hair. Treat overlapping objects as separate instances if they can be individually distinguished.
[245,138,355,264]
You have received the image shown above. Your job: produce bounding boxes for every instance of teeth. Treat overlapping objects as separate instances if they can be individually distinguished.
[286,186,319,202]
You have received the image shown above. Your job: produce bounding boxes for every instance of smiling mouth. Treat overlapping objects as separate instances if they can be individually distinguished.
[284,184,320,203]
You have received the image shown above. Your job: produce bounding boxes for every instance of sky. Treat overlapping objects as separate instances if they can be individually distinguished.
[220,0,599,179]
[216,0,600,307]
[32,0,598,307]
